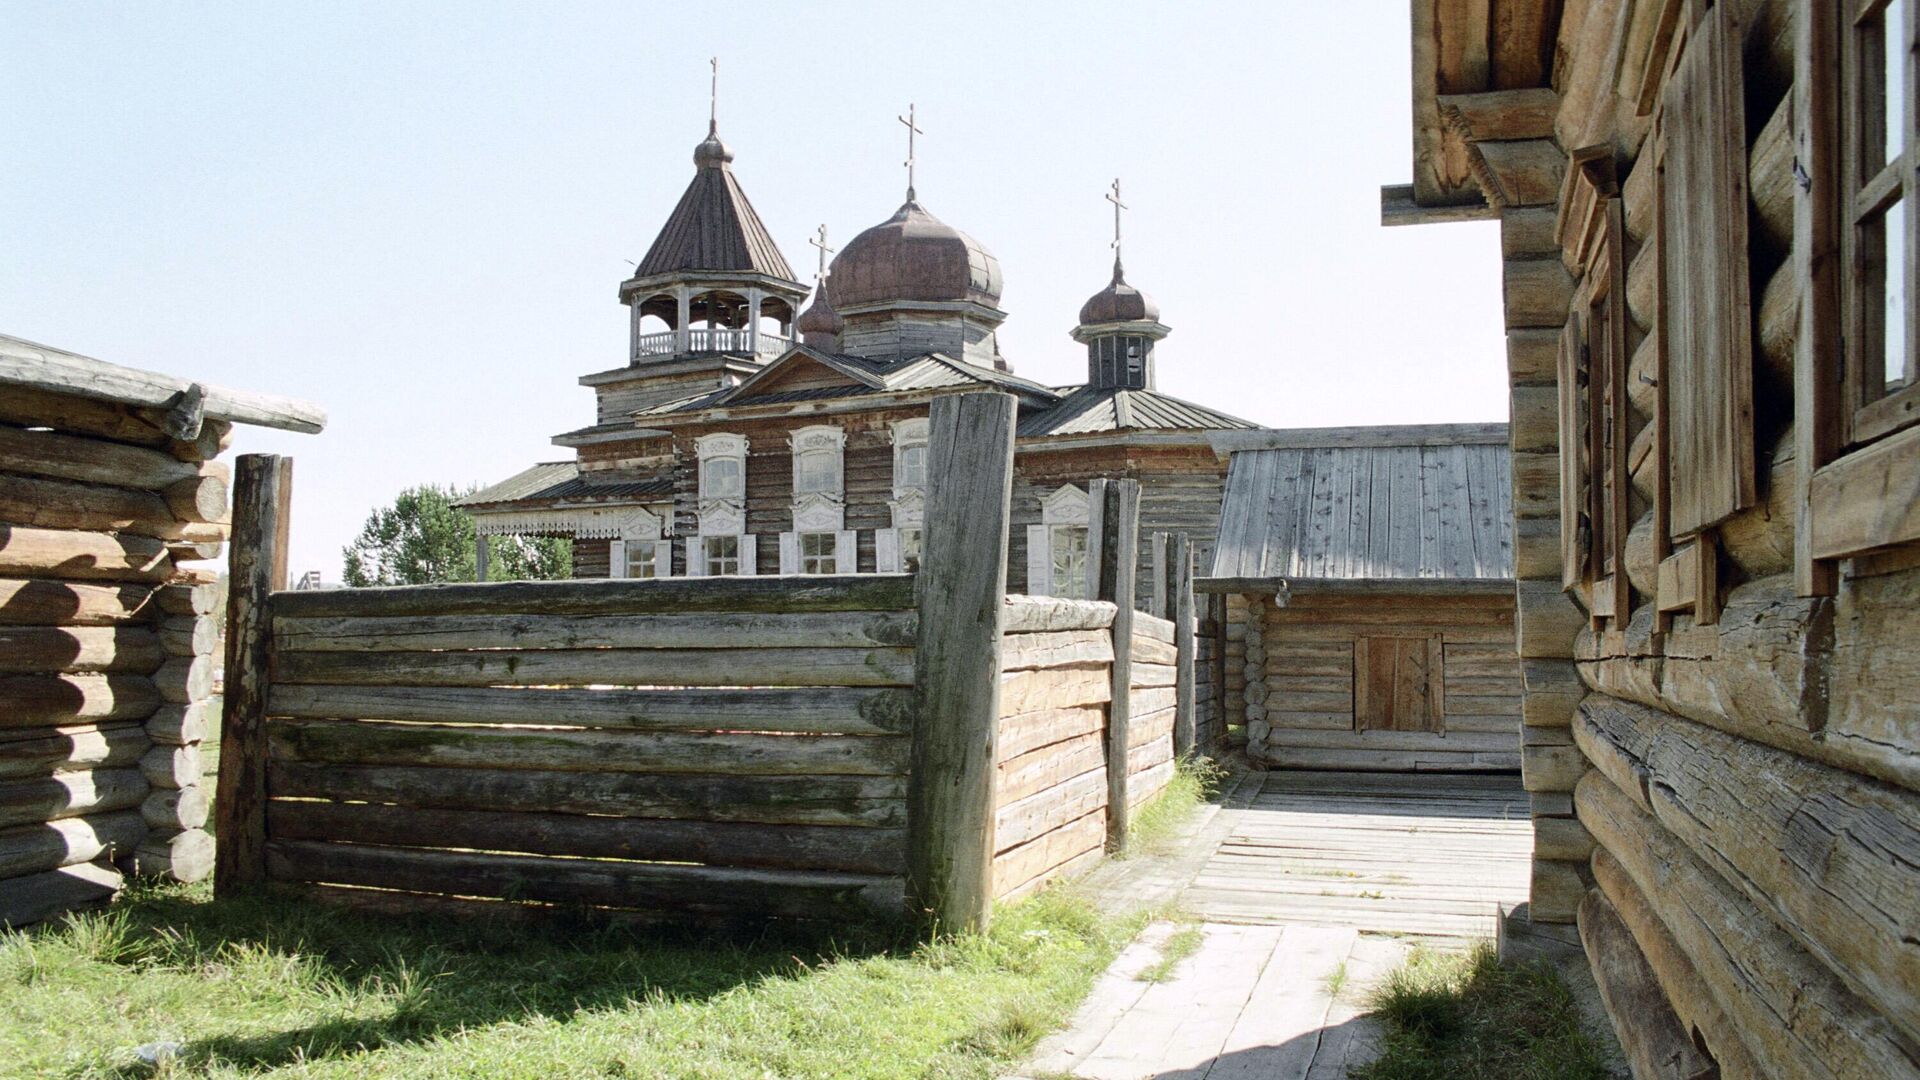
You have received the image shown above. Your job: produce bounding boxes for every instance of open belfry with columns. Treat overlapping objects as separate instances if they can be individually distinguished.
[461,96,1255,596]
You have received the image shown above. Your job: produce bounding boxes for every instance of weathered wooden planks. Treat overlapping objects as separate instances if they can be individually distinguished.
[272,609,918,652]
[266,683,914,735]
[271,573,915,619]
[274,646,916,689]
[0,527,172,584]
[215,454,290,897]
[271,762,907,827]
[1001,595,1116,633]
[267,718,908,777]
[267,801,905,876]
[266,841,902,917]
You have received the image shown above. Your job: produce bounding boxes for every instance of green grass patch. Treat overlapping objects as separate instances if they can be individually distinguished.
[1126,755,1228,855]
[1352,942,1612,1080]
[1133,923,1203,984]
[1,879,1140,1079]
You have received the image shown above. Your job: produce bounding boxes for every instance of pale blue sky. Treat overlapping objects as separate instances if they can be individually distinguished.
[1,2,1507,578]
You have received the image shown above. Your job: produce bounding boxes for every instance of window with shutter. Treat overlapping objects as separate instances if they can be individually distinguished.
[1660,0,1758,537]
[1353,636,1443,734]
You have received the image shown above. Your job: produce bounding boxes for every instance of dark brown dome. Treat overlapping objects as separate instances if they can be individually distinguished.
[1078,260,1159,325]
[693,122,734,169]
[795,279,844,337]
[828,199,1002,309]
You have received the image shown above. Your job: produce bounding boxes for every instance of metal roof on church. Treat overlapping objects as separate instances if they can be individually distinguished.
[457,462,673,509]
[629,349,1059,417]
[1017,386,1259,437]
[632,133,795,281]
[1209,428,1513,581]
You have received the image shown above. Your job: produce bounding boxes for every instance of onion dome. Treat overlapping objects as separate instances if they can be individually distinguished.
[692,121,734,169]
[828,199,1003,309]
[1078,257,1159,325]
[795,278,844,339]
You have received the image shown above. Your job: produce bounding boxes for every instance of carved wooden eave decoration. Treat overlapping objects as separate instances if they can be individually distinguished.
[1386,0,1564,225]
[1555,144,1619,273]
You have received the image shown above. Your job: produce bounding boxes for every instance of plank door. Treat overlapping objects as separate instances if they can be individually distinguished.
[1353,635,1444,734]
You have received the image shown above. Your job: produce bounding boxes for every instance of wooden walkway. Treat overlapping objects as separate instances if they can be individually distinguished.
[1185,770,1532,946]
[1013,769,1535,1079]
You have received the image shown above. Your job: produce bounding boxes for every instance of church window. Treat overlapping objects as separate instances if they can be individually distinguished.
[695,433,748,502]
[892,417,930,493]
[800,532,838,574]
[625,540,663,579]
[791,425,845,498]
[899,444,927,488]
[899,526,923,568]
[704,535,741,576]
[1124,337,1145,388]
[1049,524,1089,599]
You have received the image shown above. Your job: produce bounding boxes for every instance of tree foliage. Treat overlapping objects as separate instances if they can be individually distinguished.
[342,484,572,586]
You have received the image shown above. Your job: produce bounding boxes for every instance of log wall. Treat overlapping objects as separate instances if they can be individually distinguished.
[1234,591,1523,773]
[1462,0,1920,1072]
[1127,611,1178,805]
[0,398,230,926]
[246,576,920,921]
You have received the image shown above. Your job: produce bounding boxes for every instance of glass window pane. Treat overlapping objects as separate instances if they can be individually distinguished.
[899,445,927,488]
[1888,197,1910,392]
[703,458,741,498]
[1050,525,1088,598]
[1886,0,1908,166]
[627,541,656,578]
[796,449,837,494]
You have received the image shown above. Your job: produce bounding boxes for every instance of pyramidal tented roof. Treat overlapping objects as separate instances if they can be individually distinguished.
[634,126,796,281]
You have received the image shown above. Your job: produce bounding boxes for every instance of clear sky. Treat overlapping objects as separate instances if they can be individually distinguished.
[1,2,1508,579]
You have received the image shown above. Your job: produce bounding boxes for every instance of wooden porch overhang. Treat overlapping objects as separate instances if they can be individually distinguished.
[1194,575,1515,603]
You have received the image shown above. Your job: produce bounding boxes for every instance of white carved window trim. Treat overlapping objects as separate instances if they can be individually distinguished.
[780,529,857,574]
[695,432,748,502]
[890,417,929,498]
[1025,485,1091,598]
[692,533,755,577]
[790,424,846,499]
[604,508,670,580]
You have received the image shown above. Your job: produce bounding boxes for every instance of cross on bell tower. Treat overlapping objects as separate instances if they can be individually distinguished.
[898,104,923,201]
[809,224,836,285]
[1106,178,1128,272]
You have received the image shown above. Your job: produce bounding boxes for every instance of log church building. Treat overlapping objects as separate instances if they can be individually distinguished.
[460,113,1256,593]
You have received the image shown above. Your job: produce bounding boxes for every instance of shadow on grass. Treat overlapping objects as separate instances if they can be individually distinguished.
[67,879,912,1076]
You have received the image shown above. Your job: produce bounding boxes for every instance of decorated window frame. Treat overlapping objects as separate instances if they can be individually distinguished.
[1024,484,1092,598]
[878,418,930,572]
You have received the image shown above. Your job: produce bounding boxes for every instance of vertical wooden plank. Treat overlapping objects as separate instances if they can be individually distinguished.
[214,454,292,897]
[1427,633,1446,732]
[1170,532,1197,758]
[1092,477,1140,850]
[1652,129,1676,636]
[908,392,1016,933]
[1147,531,1169,620]
[1604,199,1633,626]
[1794,0,1843,597]
[1352,636,1373,731]
[1558,314,1587,590]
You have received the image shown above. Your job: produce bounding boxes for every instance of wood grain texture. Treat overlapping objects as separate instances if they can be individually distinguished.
[273,610,917,652]
[266,683,914,735]
[214,454,290,897]
[274,646,916,689]
[271,573,915,619]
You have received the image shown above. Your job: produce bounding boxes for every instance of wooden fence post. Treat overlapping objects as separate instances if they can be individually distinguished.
[1147,532,1169,619]
[214,454,291,897]
[1168,532,1197,759]
[908,392,1015,934]
[1088,477,1140,850]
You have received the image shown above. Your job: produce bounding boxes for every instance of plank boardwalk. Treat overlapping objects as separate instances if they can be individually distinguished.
[1012,769,1536,1080]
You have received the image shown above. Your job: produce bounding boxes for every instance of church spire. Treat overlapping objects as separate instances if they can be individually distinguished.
[897,103,923,202]
[1073,181,1168,391]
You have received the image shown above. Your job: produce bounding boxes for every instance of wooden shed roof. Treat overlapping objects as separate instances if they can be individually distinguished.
[1209,424,1513,582]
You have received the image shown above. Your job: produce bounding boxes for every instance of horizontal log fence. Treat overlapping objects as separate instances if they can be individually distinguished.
[217,393,1202,932]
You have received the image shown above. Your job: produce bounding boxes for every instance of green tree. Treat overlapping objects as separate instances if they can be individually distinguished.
[342,484,572,586]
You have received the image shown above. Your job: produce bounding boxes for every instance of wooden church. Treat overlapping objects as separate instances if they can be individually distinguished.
[460,115,1255,596]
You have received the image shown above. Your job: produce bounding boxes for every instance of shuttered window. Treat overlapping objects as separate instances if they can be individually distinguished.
[1843,0,1919,445]
[1354,636,1443,733]
[1660,0,1758,536]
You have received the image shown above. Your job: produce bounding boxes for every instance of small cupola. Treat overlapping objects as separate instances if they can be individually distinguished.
[1073,257,1169,391]
[1072,180,1167,391]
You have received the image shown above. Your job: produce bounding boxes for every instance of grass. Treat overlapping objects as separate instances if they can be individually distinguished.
[0,879,1142,1079]
[1125,755,1228,855]
[1351,943,1613,1080]
[1322,960,1349,1002]
[1133,923,1203,984]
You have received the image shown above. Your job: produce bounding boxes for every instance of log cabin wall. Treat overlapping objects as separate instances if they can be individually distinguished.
[1404,0,1920,1071]
[0,335,323,927]
[1240,591,1522,772]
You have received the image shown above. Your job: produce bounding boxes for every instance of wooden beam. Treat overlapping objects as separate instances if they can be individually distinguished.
[1209,422,1509,455]
[1089,478,1141,850]
[1807,422,1920,558]
[0,334,326,434]
[1437,87,1560,141]
[1168,533,1197,759]
[270,573,916,619]
[907,391,1016,933]
[1794,0,1846,595]
[1194,576,1513,596]
[214,454,291,898]
[1380,183,1499,227]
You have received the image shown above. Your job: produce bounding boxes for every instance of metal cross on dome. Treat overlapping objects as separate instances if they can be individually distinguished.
[708,57,719,130]
[898,104,923,201]
[1106,178,1128,265]
[809,224,836,284]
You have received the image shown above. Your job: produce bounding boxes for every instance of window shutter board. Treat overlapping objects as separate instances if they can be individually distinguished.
[778,532,798,575]
[876,528,900,573]
[1558,314,1588,590]
[739,535,757,575]
[684,538,704,577]
[835,530,856,572]
[608,539,627,580]
[654,541,672,579]
[1663,1,1758,537]
[1025,524,1050,596]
